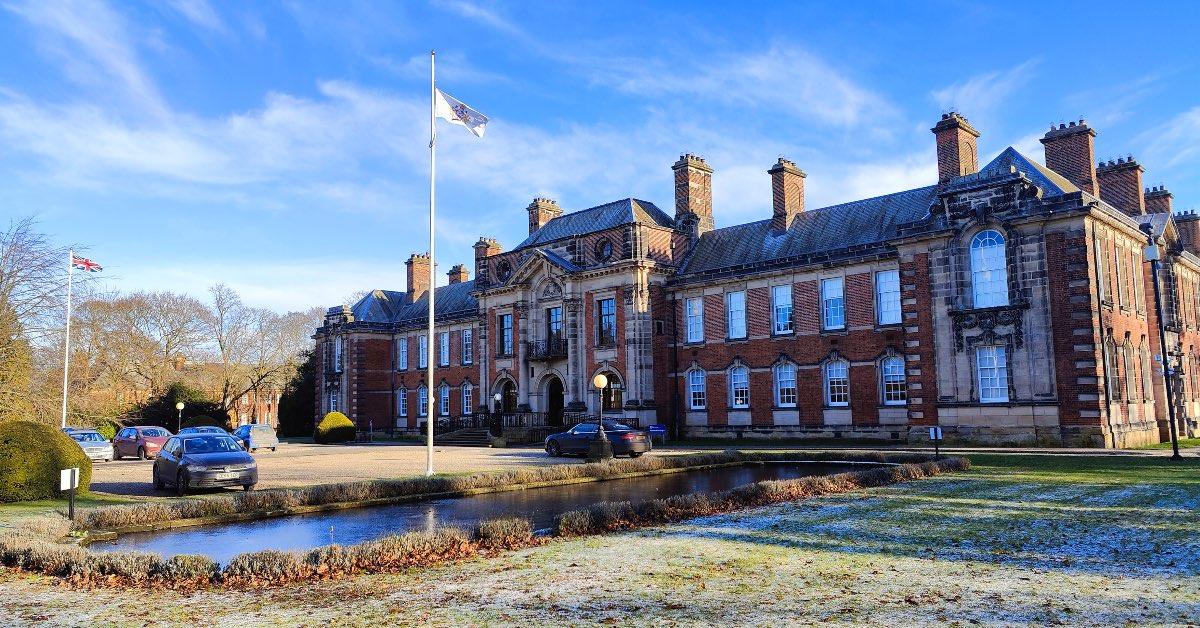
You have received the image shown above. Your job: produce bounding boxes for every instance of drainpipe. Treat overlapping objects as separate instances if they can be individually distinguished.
[1141,224,1183,459]
[670,292,681,441]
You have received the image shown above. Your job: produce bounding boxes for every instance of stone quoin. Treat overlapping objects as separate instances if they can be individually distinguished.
[313,113,1200,447]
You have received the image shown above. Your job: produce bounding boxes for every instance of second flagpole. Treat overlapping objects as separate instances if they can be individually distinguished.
[426,50,436,476]
[59,250,74,429]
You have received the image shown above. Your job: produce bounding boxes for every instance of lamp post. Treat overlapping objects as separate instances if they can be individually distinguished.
[492,392,502,436]
[175,401,185,434]
[1141,225,1183,460]
[587,373,613,462]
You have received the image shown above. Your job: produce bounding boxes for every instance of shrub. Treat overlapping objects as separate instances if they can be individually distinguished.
[158,554,219,581]
[476,517,533,548]
[90,419,121,441]
[0,420,92,503]
[314,412,356,444]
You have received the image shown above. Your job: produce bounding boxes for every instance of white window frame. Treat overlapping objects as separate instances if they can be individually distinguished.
[685,297,704,343]
[688,369,707,409]
[499,314,513,356]
[821,277,845,330]
[328,390,339,413]
[418,335,428,369]
[976,346,1009,403]
[397,337,409,370]
[439,331,450,366]
[439,384,450,416]
[417,386,428,417]
[461,328,473,365]
[397,387,408,417]
[726,291,746,339]
[825,359,850,406]
[729,365,749,408]
[970,230,1009,308]
[462,382,473,413]
[772,284,793,334]
[881,356,906,405]
[875,269,901,325]
[774,362,797,408]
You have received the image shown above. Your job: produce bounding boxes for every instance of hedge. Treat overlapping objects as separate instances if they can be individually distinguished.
[314,412,355,444]
[0,421,92,503]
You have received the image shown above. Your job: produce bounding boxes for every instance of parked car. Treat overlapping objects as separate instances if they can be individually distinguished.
[152,433,258,495]
[113,426,173,460]
[545,421,651,458]
[178,426,229,435]
[231,423,278,452]
[69,429,113,462]
[61,426,86,434]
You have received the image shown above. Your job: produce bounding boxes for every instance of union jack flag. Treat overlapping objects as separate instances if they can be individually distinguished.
[71,255,103,273]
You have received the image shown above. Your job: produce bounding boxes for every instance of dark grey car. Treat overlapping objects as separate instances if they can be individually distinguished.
[545,421,651,458]
[153,434,258,495]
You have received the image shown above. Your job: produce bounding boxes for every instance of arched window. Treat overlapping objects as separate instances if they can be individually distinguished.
[825,359,850,406]
[729,365,749,409]
[688,369,707,410]
[439,383,450,416]
[1139,346,1152,402]
[417,385,428,417]
[774,362,797,407]
[462,382,473,414]
[881,356,906,405]
[1122,343,1137,402]
[970,230,1008,308]
[397,387,408,417]
[1104,337,1121,402]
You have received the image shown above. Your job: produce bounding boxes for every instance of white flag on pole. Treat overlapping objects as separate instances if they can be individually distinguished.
[434,89,489,137]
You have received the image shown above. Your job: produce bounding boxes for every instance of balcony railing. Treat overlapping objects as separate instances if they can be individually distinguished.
[526,337,568,361]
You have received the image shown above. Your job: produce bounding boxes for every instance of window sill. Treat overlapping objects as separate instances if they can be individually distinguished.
[728,406,750,411]
[725,336,748,343]
[874,322,903,330]
[771,330,795,338]
[824,404,850,409]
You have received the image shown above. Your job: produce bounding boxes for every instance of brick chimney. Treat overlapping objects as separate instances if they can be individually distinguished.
[931,112,980,184]
[672,154,714,238]
[473,237,502,285]
[1040,119,1098,195]
[527,197,562,235]
[768,157,805,232]
[1145,185,1173,214]
[1097,157,1145,216]
[447,264,469,284]
[405,252,431,301]
[1176,211,1200,253]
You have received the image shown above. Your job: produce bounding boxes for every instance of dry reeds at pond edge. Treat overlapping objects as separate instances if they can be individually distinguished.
[1,452,969,588]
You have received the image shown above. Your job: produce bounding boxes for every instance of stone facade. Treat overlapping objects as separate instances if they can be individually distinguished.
[313,113,1198,448]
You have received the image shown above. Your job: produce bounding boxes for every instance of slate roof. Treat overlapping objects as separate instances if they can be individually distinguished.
[347,281,477,327]
[678,146,1088,279]
[515,198,672,249]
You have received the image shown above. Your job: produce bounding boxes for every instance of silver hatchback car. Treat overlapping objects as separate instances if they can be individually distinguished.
[69,429,113,462]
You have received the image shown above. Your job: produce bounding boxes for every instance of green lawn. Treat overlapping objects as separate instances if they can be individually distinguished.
[0,492,140,530]
[2,453,1198,626]
[1136,437,1200,450]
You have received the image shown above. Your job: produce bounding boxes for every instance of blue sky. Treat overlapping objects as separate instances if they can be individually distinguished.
[2,1,1198,312]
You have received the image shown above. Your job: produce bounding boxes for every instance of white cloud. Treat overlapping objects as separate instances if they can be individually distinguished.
[1138,106,1200,170]
[431,0,522,36]
[167,0,225,34]
[369,51,508,85]
[932,59,1039,123]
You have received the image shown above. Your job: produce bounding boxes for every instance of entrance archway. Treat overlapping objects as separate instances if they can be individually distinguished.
[499,380,518,413]
[545,376,565,426]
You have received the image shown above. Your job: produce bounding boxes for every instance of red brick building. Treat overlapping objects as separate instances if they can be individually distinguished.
[314,112,1198,447]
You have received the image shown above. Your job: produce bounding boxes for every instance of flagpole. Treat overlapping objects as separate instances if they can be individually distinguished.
[60,250,74,429]
[426,50,436,476]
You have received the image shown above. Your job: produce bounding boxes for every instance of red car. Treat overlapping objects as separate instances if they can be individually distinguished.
[113,426,173,460]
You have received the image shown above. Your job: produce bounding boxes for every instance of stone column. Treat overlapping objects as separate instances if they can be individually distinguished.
[515,301,531,411]
[564,296,584,409]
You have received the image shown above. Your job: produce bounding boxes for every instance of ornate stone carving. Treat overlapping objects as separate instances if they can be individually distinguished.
[950,301,1028,352]
[563,297,583,314]
[541,280,563,299]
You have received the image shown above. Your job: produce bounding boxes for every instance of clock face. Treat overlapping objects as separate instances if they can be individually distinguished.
[496,260,512,281]
[596,239,613,262]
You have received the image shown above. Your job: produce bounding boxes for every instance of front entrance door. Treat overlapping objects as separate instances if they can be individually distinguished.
[501,380,518,413]
[546,377,565,426]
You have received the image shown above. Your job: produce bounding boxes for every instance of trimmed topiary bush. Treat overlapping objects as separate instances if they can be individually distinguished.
[314,412,356,444]
[0,421,92,503]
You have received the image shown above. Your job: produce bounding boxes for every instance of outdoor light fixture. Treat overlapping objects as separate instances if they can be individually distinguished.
[588,373,613,461]
[175,401,185,433]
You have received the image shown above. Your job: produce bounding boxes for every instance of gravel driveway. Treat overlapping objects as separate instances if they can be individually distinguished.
[89,442,692,497]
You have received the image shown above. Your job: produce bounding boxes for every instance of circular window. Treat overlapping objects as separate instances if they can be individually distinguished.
[495,260,512,281]
[595,239,613,262]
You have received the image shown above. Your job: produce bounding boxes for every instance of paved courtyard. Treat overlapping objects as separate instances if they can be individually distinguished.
[88,442,702,496]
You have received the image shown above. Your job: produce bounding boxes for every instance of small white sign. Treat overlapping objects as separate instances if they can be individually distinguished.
[59,467,79,491]
[928,426,943,441]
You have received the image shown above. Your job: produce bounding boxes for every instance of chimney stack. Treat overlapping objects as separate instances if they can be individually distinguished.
[526,197,562,235]
[1145,185,1173,214]
[473,237,502,286]
[1040,119,1098,195]
[931,112,980,184]
[447,264,469,284]
[1176,211,1200,254]
[768,157,806,232]
[1096,157,1146,216]
[405,252,432,301]
[672,154,715,239]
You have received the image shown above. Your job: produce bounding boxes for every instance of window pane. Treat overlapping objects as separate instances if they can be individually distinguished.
[882,356,906,404]
[462,384,472,412]
[398,388,408,417]
[398,338,408,370]
[875,270,901,325]
[971,230,1009,308]
[418,387,428,416]
[775,363,797,407]
[439,332,449,366]
[598,299,616,346]
[686,298,704,343]
[822,278,845,330]
[418,335,428,368]
[462,329,473,365]
[826,360,849,405]
[689,370,706,409]
[499,314,513,355]
[976,346,1009,402]
[730,366,749,408]
[726,291,746,339]
[772,285,793,334]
